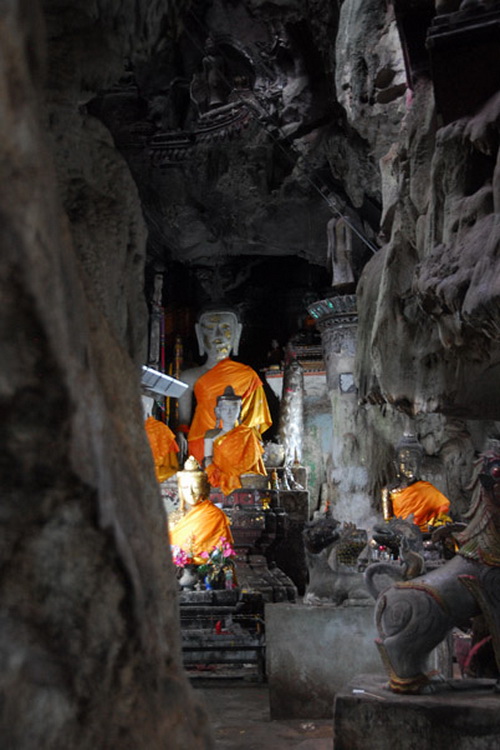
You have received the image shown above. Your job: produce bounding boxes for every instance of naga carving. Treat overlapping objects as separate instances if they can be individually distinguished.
[367,443,500,693]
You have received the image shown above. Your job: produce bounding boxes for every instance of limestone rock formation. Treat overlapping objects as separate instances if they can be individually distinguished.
[356,83,500,421]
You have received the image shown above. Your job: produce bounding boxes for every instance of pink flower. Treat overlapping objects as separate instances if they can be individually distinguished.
[171,545,193,567]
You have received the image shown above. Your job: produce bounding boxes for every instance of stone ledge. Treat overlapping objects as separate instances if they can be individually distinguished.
[334,673,500,750]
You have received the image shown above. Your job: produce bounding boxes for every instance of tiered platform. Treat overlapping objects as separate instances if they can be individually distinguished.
[179,587,266,680]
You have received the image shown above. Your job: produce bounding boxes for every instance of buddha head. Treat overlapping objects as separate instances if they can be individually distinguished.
[195,306,243,364]
[215,385,242,430]
[395,434,424,483]
[177,455,211,508]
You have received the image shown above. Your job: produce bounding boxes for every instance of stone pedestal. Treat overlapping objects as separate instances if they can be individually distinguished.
[333,674,500,750]
[265,601,381,719]
[269,489,309,595]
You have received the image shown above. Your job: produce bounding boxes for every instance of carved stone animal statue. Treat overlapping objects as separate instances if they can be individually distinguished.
[303,516,372,606]
[368,446,500,693]
[363,516,427,596]
[365,539,427,595]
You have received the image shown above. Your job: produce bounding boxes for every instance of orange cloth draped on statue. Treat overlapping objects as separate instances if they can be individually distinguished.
[206,424,267,495]
[188,358,272,463]
[169,499,233,564]
[144,416,179,482]
[391,480,451,531]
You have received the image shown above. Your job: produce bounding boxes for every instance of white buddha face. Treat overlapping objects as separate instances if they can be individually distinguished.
[196,311,242,362]
[215,397,242,430]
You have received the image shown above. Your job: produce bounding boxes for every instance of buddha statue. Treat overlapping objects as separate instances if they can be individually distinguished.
[204,385,267,495]
[142,394,179,482]
[177,306,272,464]
[381,434,452,532]
[169,456,233,564]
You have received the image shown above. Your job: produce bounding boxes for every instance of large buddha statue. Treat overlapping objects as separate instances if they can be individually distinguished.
[169,456,233,564]
[382,433,452,532]
[204,385,267,495]
[177,306,272,464]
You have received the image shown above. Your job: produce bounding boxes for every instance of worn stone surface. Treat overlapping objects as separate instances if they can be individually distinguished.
[266,602,380,719]
[196,683,333,749]
[334,674,500,750]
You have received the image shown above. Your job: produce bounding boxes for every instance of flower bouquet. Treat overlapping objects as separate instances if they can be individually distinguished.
[197,536,236,590]
[171,538,199,590]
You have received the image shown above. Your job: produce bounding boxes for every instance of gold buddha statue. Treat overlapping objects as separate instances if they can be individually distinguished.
[169,456,233,563]
[382,434,452,531]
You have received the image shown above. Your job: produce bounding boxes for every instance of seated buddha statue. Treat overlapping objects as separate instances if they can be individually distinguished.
[204,385,268,495]
[381,433,452,532]
[142,395,179,482]
[177,305,272,464]
[169,456,233,564]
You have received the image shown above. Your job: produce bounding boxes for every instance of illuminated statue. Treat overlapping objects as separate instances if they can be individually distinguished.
[204,386,267,495]
[142,395,179,482]
[177,306,272,464]
[169,456,233,564]
[381,434,451,532]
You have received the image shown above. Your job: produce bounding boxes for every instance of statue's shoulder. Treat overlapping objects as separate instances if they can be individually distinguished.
[179,365,208,387]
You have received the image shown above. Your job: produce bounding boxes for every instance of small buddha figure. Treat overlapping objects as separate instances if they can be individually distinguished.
[142,394,179,482]
[382,434,452,532]
[177,306,272,464]
[204,386,267,495]
[169,456,233,564]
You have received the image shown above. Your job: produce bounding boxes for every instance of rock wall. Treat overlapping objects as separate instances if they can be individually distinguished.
[0,1,211,748]
[326,1,500,515]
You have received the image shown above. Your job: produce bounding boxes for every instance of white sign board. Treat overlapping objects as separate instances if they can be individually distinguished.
[141,366,188,398]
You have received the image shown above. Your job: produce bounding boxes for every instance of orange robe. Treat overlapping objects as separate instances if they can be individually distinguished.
[169,499,233,564]
[144,416,179,482]
[206,424,267,495]
[188,358,272,463]
[391,480,451,531]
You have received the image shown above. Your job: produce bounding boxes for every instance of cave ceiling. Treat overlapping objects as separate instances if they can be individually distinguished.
[90,0,388,326]
[40,0,500,419]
